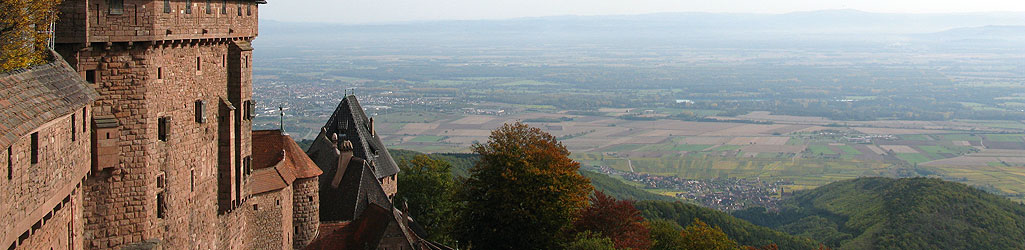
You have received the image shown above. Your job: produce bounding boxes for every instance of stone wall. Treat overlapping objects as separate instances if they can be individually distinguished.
[248,186,293,250]
[292,177,319,249]
[1,106,91,249]
[55,0,259,44]
[8,187,85,250]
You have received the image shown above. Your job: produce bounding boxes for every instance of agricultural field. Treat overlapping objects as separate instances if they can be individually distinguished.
[374,110,1025,201]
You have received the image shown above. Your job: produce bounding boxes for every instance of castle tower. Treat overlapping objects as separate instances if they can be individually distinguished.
[52,0,263,248]
[292,176,320,248]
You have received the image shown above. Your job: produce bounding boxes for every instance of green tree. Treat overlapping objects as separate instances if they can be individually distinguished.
[649,219,686,250]
[680,218,742,250]
[395,155,457,245]
[454,122,593,249]
[567,232,618,250]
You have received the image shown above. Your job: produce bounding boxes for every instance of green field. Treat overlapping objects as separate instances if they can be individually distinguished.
[896,153,932,164]
[808,145,836,155]
[835,145,862,155]
[409,135,447,142]
[899,134,933,141]
[936,134,984,141]
[709,145,743,152]
[983,134,1024,142]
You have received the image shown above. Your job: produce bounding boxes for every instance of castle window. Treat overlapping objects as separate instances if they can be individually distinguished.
[206,0,211,14]
[156,192,166,218]
[30,132,38,164]
[222,54,226,67]
[236,0,242,16]
[191,169,196,192]
[158,117,170,142]
[246,2,251,16]
[71,114,76,142]
[82,107,88,132]
[195,100,207,123]
[85,70,96,84]
[157,67,163,79]
[221,0,227,14]
[7,146,12,180]
[108,0,124,15]
[163,0,171,13]
[243,156,252,175]
[185,0,192,14]
[196,57,202,72]
[252,204,259,211]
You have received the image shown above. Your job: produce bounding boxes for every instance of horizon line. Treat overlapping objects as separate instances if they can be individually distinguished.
[262,8,1025,25]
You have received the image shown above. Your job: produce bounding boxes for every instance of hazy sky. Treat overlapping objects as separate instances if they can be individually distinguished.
[261,0,1025,23]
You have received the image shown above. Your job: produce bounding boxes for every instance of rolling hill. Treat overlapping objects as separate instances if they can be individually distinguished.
[733,177,1025,249]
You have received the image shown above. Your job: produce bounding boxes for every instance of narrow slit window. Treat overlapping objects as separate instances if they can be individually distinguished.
[196,57,202,71]
[82,108,87,132]
[185,0,192,14]
[7,146,12,180]
[108,0,124,14]
[30,132,38,164]
[71,114,77,142]
[221,0,227,14]
[157,67,163,79]
[191,169,196,192]
[163,0,171,13]
[156,192,166,218]
[237,0,242,16]
[246,2,251,16]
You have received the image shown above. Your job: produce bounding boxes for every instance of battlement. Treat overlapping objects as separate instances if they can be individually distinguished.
[56,0,260,45]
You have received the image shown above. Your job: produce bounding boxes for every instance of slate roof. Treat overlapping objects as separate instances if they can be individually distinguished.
[0,51,99,149]
[251,130,323,194]
[321,95,400,179]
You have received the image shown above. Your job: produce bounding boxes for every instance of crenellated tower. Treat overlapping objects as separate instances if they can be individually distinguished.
[53,0,263,248]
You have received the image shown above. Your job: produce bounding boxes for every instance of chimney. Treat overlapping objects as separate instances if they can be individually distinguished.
[369,117,376,135]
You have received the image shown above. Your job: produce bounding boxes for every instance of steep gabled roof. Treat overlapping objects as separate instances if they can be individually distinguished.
[0,51,98,149]
[321,95,399,179]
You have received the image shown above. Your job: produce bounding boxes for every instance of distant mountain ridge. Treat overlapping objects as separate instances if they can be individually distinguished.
[259,10,1025,50]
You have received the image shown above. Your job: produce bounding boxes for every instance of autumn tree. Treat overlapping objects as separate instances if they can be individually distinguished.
[680,218,742,250]
[1,0,62,72]
[573,191,652,250]
[454,122,593,249]
[395,155,457,245]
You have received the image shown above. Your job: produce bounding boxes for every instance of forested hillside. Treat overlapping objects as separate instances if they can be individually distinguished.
[733,177,1025,249]
[636,201,821,249]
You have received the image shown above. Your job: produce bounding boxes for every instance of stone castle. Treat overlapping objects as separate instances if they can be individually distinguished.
[2,0,446,249]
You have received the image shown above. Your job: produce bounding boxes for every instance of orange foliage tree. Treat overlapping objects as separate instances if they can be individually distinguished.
[573,191,652,250]
[1,0,61,72]
[454,122,593,249]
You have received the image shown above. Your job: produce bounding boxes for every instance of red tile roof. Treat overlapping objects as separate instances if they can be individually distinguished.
[251,130,323,194]
[0,51,98,149]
